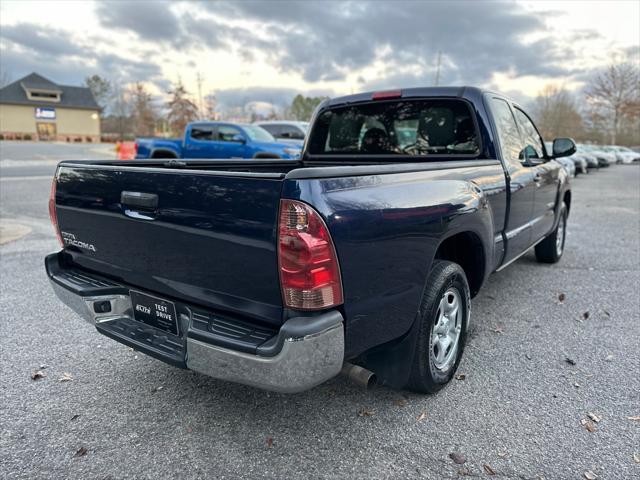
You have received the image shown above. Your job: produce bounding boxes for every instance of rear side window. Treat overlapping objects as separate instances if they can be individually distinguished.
[307,99,480,157]
[191,127,215,141]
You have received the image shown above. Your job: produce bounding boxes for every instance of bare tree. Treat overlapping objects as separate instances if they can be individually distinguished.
[111,81,132,140]
[130,83,156,137]
[166,79,198,136]
[531,84,585,141]
[585,62,639,144]
[204,93,217,120]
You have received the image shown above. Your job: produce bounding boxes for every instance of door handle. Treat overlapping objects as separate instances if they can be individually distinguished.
[121,191,158,209]
[121,191,159,220]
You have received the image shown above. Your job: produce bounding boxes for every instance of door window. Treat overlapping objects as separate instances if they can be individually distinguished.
[489,98,522,166]
[280,125,305,140]
[218,126,243,142]
[260,124,282,137]
[513,108,544,161]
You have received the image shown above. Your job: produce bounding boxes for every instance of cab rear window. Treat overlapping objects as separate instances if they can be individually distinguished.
[307,99,480,157]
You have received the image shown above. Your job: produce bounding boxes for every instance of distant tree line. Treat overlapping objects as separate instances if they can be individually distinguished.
[85,75,327,139]
[531,62,639,146]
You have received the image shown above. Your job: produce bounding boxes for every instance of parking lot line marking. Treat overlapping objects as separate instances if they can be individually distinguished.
[0,175,52,182]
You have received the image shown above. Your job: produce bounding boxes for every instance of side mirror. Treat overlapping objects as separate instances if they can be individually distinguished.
[231,134,246,144]
[552,138,576,158]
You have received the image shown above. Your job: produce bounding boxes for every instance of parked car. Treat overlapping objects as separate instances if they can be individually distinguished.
[569,153,589,175]
[582,145,613,167]
[547,142,575,177]
[135,122,302,160]
[576,145,601,169]
[46,87,573,394]
[255,121,309,146]
[603,145,640,164]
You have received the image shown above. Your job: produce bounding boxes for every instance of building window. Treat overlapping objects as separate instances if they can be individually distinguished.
[26,91,60,102]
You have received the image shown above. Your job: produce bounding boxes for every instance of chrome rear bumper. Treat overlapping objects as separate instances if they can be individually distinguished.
[47,254,344,393]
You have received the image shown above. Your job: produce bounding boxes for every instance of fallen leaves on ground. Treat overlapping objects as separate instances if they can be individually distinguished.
[455,373,466,380]
[582,311,590,320]
[581,418,596,432]
[59,372,73,382]
[497,452,507,458]
[565,357,576,366]
[416,411,428,422]
[73,446,88,458]
[394,398,408,407]
[583,470,597,480]
[627,415,640,421]
[70,414,80,421]
[605,354,614,362]
[448,452,466,464]
[483,464,496,475]
[151,386,164,393]
[587,412,602,423]
[633,452,640,464]
[31,370,46,380]
[358,408,374,417]
[457,467,470,476]
[558,293,566,303]
[491,325,504,334]
[266,437,274,448]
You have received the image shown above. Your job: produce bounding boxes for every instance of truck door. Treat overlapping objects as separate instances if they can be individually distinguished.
[513,107,560,243]
[215,125,248,159]
[183,125,217,159]
[489,97,536,264]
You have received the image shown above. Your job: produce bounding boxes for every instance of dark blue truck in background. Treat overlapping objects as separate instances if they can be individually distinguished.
[46,87,575,393]
[135,121,302,159]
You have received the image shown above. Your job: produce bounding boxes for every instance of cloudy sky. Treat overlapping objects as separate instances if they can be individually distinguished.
[0,0,638,111]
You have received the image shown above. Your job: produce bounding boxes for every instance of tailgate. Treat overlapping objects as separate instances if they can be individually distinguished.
[54,164,284,325]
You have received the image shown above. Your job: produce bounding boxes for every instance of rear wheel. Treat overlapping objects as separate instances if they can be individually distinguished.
[406,260,470,393]
[535,202,567,263]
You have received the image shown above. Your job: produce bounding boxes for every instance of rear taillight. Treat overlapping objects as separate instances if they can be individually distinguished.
[278,199,343,310]
[48,176,63,247]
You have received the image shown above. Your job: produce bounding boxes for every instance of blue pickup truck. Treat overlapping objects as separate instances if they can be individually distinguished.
[135,121,302,159]
[46,87,574,394]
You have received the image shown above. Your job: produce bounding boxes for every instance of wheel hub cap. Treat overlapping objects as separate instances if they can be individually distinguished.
[431,288,462,371]
[556,215,565,256]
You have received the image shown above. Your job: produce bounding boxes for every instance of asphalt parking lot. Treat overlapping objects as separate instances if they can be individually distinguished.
[1,143,638,480]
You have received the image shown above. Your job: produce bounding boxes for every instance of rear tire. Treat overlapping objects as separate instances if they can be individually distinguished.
[406,260,470,394]
[535,202,567,263]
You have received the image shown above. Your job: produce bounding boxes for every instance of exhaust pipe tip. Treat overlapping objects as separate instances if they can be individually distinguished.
[341,362,377,389]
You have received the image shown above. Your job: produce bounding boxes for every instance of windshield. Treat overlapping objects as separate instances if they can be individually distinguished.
[242,125,275,142]
[307,99,480,157]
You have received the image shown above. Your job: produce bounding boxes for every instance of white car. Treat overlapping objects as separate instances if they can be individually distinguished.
[604,146,640,164]
[546,142,576,177]
[255,121,309,145]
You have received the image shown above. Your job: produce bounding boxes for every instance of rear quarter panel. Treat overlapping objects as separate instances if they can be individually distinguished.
[283,162,507,358]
